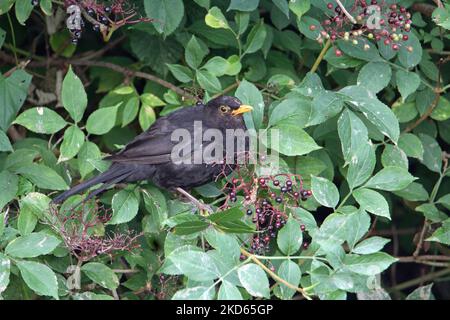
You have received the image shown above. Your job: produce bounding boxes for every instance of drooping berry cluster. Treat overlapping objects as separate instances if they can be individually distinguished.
[220,166,312,255]
[48,201,142,261]
[314,1,414,56]
[63,0,152,44]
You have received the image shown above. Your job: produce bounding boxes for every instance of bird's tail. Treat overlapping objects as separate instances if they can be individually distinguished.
[52,165,133,204]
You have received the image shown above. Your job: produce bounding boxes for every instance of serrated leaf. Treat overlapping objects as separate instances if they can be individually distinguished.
[237,263,270,298]
[14,107,67,134]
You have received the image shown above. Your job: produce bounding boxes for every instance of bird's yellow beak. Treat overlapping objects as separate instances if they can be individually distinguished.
[231,105,253,116]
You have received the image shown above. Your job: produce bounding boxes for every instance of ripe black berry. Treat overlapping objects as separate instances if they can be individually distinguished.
[246,209,253,216]
[273,180,280,186]
[105,6,112,13]
[275,196,282,203]
[280,186,287,193]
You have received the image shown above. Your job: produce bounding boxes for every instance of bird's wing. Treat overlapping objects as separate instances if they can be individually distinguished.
[106,107,204,165]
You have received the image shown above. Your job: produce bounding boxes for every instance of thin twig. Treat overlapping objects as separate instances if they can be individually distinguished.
[336,0,357,24]
[240,248,312,300]
[311,39,331,73]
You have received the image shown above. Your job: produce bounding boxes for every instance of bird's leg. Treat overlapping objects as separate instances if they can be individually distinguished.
[175,187,213,214]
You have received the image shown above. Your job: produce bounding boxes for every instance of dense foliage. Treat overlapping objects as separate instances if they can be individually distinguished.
[0,0,449,300]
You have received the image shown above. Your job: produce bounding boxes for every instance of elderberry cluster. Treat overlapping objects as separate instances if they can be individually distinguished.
[223,172,312,255]
[62,0,151,44]
[313,1,414,56]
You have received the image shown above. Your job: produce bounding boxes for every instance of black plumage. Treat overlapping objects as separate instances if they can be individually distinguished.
[52,96,253,204]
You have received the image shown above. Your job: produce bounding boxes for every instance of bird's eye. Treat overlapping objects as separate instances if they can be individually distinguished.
[220,105,231,113]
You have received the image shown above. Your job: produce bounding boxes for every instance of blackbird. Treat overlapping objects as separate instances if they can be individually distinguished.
[52,96,253,205]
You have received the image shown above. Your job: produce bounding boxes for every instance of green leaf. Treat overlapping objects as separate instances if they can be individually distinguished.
[204,229,240,262]
[426,219,450,245]
[39,0,52,15]
[235,80,264,130]
[58,125,85,162]
[16,164,69,191]
[109,189,139,225]
[309,91,344,126]
[311,176,339,208]
[289,0,310,18]
[432,7,450,29]
[17,208,37,235]
[167,64,194,83]
[185,36,208,69]
[14,107,67,134]
[202,56,229,77]
[353,188,390,219]
[5,232,60,258]
[61,66,88,123]
[398,32,422,69]
[346,141,376,189]
[396,70,421,102]
[15,0,33,25]
[265,125,321,156]
[205,6,230,29]
[86,104,119,135]
[381,145,408,169]
[337,109,369,163]
[268,97,311,128]
[277,260,301,300]
[364,166,416,191]
[277,218,303,255]
[141,93,165,107]
[357,62,392,94]
[167,248,220,281]
[415,203,447,223]
[16,261,58,299]
[20,192,51,219]
[337,39,381,62]
[0,129,12,152]
[172,286,215,300]
[244,20,267,55]
[437,194,450,210]
[0,253,10,294]
[343,253,397,276]
[393,101,418,123]
[78,141,102,179]
[0,171,18,210]
[431,97,450,121]
[174,220,210,235]
[393,182,429,202]
[218,281,243,300]
[398,133,424,160]
[237,263,270,298]
[139,104,156,131]
[144,0,184,35]
[215,220,255,234]
[196,69,221,93]
[406,284,435,300]
[340,86,400,143]
[228,0,259,12]
[122,96,140,127]
[298,16,323,40]
[353,237,390,255]
[0,28,5,49]
[418,134,442,173]
[81,263,119,290]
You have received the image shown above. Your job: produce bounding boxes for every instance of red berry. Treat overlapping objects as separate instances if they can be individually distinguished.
[392,44,399,50]
[327,3,333,9]
[335,49,343,57]
[309,25,316,31]
[384,39,391,45]
[300,225,306,231]
[258,178,266,185]
[403,34,409,41]
[303,242,309,249]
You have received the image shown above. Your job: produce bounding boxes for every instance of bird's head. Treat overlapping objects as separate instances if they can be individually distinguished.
[206,96,253,118]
